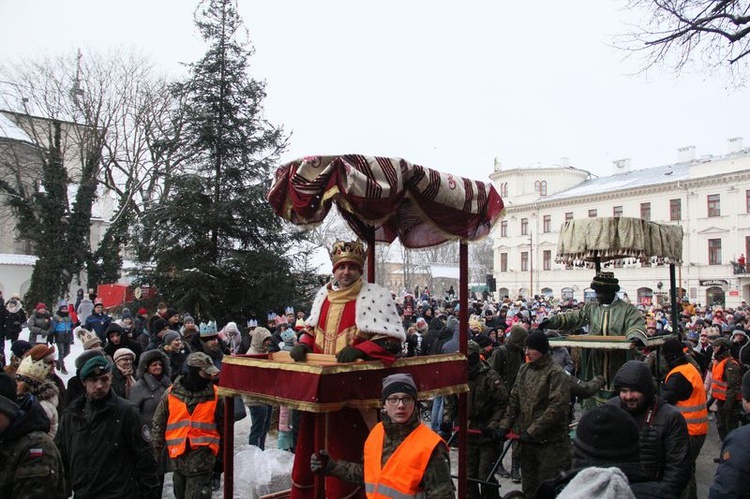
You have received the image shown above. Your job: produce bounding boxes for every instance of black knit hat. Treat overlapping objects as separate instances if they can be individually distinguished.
[382,373,418,401]
[526,330,549,354]
[742,371,750,401]
[574,405,640,464]
[590,272,620,292]
[0,373,19,419]
[661,338,684,363]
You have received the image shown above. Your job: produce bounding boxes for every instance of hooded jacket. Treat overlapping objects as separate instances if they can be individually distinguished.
[128,350,172,428]
[0,396,66,499]
[4,299,25,340]
[608,361,691,498]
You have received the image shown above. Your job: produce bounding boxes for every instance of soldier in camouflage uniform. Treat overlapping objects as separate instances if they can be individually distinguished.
[311,373,455,498]
[711,337,743,442]
[0,372,66,499]
[487,324,527,481]
[499,331,571,498]
[442,340,507,499]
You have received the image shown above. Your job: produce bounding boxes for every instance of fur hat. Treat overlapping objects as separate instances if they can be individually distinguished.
[526,330,549,354]
[113,348,136,363]
[16,355,49,383]
[415,317,428,332]
[590,272,620,292]
[573,404,640,464]
[137,349,171,379]
[74,349,105,372]
[382,372,418,401]
[25,344,55,362]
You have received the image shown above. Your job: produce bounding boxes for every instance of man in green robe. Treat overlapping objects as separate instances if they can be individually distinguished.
[539,272,646,404]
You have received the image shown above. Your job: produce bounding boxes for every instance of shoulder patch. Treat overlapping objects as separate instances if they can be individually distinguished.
[141,424,152,443]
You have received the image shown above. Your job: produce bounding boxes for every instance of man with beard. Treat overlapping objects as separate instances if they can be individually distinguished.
[153,352,224,498]
[56,356,160,498]
[607,360,690,497]
[189,322,226,371]
[310,373,454,498]
[289,240,405,499]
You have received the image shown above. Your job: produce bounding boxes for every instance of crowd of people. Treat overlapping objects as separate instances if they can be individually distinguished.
[1,247,750,498]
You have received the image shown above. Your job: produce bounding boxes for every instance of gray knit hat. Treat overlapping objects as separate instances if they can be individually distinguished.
[382,373,418,401]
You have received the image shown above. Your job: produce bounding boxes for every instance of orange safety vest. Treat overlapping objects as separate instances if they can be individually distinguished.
[665,363,708,436]
[711,357,741,402]
[165,385,220,458]
[364,422,444,498]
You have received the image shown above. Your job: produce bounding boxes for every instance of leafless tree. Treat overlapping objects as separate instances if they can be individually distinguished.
[621,0,750,80]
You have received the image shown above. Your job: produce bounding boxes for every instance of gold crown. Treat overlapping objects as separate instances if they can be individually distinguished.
[330,240,367,270]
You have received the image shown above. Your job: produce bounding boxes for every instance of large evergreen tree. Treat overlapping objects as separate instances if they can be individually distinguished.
[137,0,306,322]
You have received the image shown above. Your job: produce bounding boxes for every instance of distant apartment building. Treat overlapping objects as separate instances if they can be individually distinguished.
[490,138,750,308]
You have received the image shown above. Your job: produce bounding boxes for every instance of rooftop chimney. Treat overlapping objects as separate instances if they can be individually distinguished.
[728,137,743,154]
[559,157,570,168]
[613,158,631,174]
[677,146,696,162]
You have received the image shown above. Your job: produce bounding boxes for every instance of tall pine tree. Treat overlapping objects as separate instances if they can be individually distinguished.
[138,0,305,322]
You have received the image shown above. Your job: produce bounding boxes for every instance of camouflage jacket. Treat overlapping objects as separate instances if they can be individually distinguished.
[443,361,507,443]
[500,355,570,442]
[487,342,525,390]
[0,398,66,499]
[328,412,455,498]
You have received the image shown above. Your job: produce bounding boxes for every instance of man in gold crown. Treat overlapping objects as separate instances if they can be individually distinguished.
[289,239,405,499]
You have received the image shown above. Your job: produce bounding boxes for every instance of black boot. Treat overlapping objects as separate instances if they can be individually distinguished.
[511,458,521,483]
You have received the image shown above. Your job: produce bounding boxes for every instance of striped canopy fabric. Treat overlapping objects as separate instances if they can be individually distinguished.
[267,154,505,248]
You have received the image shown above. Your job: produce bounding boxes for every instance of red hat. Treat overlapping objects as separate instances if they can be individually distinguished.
[138,308,148,315]
[35,302,47,311]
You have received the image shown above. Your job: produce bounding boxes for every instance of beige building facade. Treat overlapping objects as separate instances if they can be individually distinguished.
[490,139,750,308]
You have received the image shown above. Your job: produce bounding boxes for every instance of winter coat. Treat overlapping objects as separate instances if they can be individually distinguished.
[84,312,111,342]
[112,364,137,400]
[52,311,74,344]
[607,361,691,498]
[709,423,750,498]
[487,341,526,390]
[160,344,190,378]
[55,389,160,499]
[500,354,570,442]
[32,380,60,438]
[27,310,54,344]
[76,298,94,326]
[0,396,66,499]
[4,299,25,341]
[129,350,172,428]
[443,360,507,443]
[440,317,461,353]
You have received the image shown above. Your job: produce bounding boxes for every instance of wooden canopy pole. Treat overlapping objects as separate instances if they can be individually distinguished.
[458,242,469,498]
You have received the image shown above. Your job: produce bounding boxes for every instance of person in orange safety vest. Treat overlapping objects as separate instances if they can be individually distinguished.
[661,338,708,499]
[310,373,454,498]
[710,337,742,443]
[152,352,223,499]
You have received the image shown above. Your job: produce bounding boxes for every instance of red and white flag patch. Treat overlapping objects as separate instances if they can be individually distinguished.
[28,448,43,458]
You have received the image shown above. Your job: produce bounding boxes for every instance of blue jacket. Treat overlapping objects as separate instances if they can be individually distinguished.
[709,423,750,498]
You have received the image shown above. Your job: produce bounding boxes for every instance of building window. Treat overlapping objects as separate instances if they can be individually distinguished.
[707,194,721,217]
[543,215,551,233]
[747,190,750,213]
[613,206,623,218]
[565,212,573,223]
[534,180,548,196]
[709,238,722,265]
[640,202,651,221]
[588,209,597,218]
[500,182,508,197]
[543,250,551,271]
[670,199,682,221]
[500,220,507,237]
[500,252,508,272]
[521,218,528,235]
[521,251,529,271]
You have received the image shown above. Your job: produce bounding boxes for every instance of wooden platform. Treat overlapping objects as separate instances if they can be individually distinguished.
[548,333,674,350]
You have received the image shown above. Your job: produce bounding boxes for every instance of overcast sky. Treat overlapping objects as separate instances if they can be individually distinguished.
[1,0,749,184]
